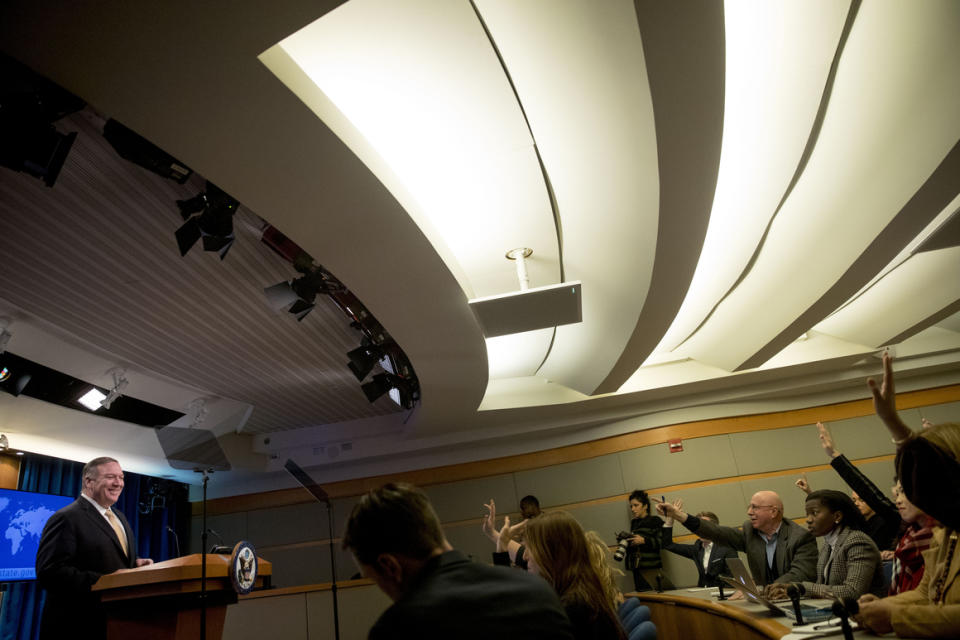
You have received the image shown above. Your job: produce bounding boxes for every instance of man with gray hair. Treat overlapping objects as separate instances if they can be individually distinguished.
[343,482,573,639]
[36,456,152,640]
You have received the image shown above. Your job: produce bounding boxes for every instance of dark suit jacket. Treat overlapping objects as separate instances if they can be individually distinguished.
[369,550,574,640]
[36,497,138,640]
[662,526,739,587]
[684,514,817,585]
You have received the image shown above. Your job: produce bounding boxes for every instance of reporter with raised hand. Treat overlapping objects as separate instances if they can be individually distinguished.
[660,498,738,588]
[852,352,960,638]
[656,491,817,592]
[810,421,900,553]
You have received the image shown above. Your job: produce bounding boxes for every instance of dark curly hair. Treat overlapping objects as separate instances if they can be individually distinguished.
[628,490,650,511]
[805,489,866,530]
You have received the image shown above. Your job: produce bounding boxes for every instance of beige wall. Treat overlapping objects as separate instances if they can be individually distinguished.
[203,398,958,639]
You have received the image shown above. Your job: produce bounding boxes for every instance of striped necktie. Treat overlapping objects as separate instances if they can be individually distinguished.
[105,509,129,556]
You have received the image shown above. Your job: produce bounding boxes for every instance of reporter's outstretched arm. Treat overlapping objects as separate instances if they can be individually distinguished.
[867,351,912,445]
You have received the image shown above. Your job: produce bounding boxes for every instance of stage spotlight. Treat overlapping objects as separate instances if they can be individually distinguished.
[347,343,385,381]
[360,373,420,410]
[0,55,84,187]
[264,268,331,321]
[175,181,239,259]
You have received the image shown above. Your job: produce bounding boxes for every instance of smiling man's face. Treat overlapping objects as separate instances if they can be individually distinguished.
[85,461,124,508]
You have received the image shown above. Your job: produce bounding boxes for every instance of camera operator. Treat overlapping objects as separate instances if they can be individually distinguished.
[623,489,664,591]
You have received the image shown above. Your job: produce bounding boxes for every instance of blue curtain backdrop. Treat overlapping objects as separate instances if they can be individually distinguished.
[0,453,190,640]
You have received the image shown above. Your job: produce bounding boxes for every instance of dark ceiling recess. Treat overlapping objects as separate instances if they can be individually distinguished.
[102,118,193,184]
[0,352,184,427]
[0,53,85,187]
[261,225,421,410]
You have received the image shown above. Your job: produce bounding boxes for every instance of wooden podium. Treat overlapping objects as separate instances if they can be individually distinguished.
[92,553,272,640]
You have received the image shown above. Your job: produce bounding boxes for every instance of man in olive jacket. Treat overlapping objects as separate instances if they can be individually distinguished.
[657,490,817,587]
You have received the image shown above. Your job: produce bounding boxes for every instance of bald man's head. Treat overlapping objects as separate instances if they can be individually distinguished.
[747,491,783,534]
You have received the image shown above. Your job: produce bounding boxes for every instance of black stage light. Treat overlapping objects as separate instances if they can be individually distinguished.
[263,269,333,321]
[102,119,192,184]
[347,344,385,382]
[361,373,393,403]
[174,181,239,259]
[0,54,84,187]
[360,373,420,410]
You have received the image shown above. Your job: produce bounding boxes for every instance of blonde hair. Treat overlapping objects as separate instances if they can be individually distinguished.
[525,511,626,639]
[919,422,960,460]
[585,530,624,606]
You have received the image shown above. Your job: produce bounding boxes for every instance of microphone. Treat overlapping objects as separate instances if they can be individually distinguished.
[206,528,232,554]
[716,579,727,601]
[831,598,858,640]
[166,525,181,558]
[786,584,804,625]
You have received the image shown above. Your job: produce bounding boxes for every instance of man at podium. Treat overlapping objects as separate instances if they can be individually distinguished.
[35,457,153,640]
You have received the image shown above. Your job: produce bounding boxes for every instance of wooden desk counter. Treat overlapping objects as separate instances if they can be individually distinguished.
[630,590,790,640]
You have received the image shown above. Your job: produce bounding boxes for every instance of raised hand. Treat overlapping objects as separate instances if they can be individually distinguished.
[481,499,499,542]
[867,351,911,443]
[816,422,840,458]
[655,498,687,523]
[497,516,526,553]
[795,473,812,495]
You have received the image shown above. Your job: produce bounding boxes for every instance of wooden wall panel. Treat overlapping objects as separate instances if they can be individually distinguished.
[514,453,625,506]
[423,472,517,523]
[247,501,329,548]
[223,592,308,640]
[0,455,20,489]
[728,424,824,475]
[619,433,739,489]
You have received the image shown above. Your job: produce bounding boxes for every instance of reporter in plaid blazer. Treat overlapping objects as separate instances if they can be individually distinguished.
[768,489,885,602]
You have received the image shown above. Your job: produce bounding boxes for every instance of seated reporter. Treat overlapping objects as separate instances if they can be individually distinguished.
[524,511,627,640]
[343,483,574,640]
[766,490,884,602]
[660,499,739,588]
[851,352,959,637]
[657,491,817,589]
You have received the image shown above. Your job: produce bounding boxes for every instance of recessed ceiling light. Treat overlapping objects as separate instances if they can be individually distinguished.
[77,387,107,411]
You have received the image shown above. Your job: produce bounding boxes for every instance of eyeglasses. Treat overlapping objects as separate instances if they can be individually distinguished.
[747,504,776,511]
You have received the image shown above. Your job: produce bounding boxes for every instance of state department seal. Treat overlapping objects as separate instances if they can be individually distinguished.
[229,541,258,594]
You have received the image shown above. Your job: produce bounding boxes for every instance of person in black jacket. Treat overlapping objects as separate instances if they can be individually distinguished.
[660,502,738,587]
[35,457,153,640]
[344,483,574,640]
[625,490,664,591]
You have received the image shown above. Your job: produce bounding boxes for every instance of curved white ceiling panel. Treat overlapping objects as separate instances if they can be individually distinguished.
[277,0,560,302]
[653,0,851,355]
[474,0,659,394]
[815,247,960,348]
[676,1,960,372]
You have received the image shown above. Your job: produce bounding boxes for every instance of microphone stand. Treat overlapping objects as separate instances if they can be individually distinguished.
[831,599,855,640]
[195,467,213,640]
[166,525,181,557]
[786,584,805,626]
[283,459,340,640]
[324,496,341,640]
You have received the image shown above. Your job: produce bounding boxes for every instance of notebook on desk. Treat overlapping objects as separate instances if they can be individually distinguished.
[721,558,835,623]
